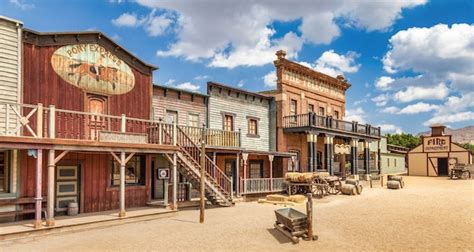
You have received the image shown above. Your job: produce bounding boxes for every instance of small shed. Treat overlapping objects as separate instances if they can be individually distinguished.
[408,125,472,176]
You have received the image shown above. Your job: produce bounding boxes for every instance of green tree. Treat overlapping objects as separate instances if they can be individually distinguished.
[460,143,474,153]
[385,133,421,150]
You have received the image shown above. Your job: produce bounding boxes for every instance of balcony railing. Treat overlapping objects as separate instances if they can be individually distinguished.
[0,102,175,145]
[239,178,285,194]
[179,125,241,148]
[283,113,381,138]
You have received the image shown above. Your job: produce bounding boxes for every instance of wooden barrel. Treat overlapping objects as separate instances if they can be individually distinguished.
[387,180,401,189]
[345,179,359,186]
[341,184,357,195]
[356,184,363,194]
[68,202,79,216]
[388,175,403,183]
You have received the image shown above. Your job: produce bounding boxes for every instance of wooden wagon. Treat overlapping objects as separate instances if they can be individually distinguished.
[274,202,318,243]
[450,164,473,180]
[285,172,341,197]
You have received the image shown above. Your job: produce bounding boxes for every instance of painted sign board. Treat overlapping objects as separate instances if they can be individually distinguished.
[157,168,170,180]
[423,136,450,152]
[51,44,135,95]
[283,70,345,100]
[334,144,351,154]
[99,131,147,144]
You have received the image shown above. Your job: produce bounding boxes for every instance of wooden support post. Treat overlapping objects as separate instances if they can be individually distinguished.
[200,129,206,223]
[173,119,177,146]
[269,155,274,191]
[121,114,126,133]
[172,152,177,210]
[47,149,55,227]
[34,149,43,229]
[119,151,126,217]
[212,152,216,177]
[306,193,314,241]
[236,153,240,196]
[242,153,248,194]
[36,103,43,138]
[48,105,55,139]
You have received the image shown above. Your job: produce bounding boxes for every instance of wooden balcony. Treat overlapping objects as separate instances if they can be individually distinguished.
[283,113,381,139]
[179,125,241,149]
[0,102,177,149]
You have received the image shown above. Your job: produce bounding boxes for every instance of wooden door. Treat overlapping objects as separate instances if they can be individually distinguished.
[225,159,237,192]
[437,158,448,176]
[56,165,80,213]
[85,94,108,140]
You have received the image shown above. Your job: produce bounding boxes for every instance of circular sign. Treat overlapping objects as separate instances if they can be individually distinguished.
[159,170,167,178]
[51,44,135,95]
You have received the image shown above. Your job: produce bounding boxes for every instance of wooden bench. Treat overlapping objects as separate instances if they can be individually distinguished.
[0,197,47,221]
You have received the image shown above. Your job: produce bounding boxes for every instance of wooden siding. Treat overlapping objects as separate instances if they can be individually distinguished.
[152,87,206,126]
[208,89,270,152]
[19,150,151,213]
[0,18,21,133]
[22,43,151,120]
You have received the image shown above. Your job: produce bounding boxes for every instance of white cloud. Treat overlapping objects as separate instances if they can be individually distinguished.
[125,0,425,68]
[175,82,200,92]
[424,111,474,126]
[194,75,209,80]
[375,76,395,90]
[381,106,399,114]
[164,79,175,85]
[377,124,403,134]
[112,11,172,37]
[263,71,277,88]
[382,23,474,91]
[344,107,366,123]
[313,50,360,77]
[372,93,390,107]
[237,80,245,88]
[394,83,449,102]
[397,102,439,114]
[112,13,139,27]
[9,0,34,10]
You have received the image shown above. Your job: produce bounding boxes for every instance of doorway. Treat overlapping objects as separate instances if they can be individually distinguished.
[437,158,448,176]
[55,165,80,214]
[224,159,237,192]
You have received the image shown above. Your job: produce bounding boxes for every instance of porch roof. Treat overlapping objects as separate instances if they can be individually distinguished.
[0,136,179,154]
[242,149,296,158]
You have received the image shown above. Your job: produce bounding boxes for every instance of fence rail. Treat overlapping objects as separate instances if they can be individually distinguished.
[239,178,285,194]
[179,125,240,148]
[283,112,380,137]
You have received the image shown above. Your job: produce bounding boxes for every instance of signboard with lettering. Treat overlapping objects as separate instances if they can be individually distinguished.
[51,44,135,95]
[282,70,345,100]
[99,131,147,144]
[334,144,351,154]
[423,136,450,152]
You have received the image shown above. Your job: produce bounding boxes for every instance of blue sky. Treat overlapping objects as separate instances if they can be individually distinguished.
[1,0,473,135]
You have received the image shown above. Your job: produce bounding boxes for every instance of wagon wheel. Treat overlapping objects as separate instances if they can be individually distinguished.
[327,179,342,195]
[311,184,323,198]
[314,177,329,196]
[461,171,470,180]
[287,185,298,195]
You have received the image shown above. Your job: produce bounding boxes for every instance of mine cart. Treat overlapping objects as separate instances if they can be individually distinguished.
[274,197,318,243]
[450,164,473,180]
[285,172,341,197]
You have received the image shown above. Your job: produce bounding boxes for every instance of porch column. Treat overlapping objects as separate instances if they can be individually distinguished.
[172,152,178,210]
[34,149,43,229]
[119,151,126,217]
[268,155,274,191]
[47,150,55,227]
[364,140,371,179]
[242,153,248,194]
[307,132,318,172]
[351,139,359,176]
[212,152,217,177]
[236,153,240,196]
[324,135,334,175]
[377,140,382,174]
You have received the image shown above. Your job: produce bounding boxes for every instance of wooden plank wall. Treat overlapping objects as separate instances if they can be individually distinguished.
[19,150,151,213]
[22,43,151,120]
[0,18,21,133]
[152,87,206,125]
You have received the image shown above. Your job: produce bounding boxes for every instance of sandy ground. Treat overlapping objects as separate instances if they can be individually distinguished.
[1,176,473,252]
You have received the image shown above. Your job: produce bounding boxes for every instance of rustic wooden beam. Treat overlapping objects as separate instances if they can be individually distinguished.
[47,149,55,227]
[34,149,43,229]
[54,150,69,165]
[119,151,126,217]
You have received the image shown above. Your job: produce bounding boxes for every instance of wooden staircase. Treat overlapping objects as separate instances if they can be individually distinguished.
[164,126,233,207]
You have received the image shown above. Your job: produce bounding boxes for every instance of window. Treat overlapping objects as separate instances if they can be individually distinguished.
[224,114,234,131]
[188,113,200,127]
[248,119,258,136]
[334,111,339,119]
[165,110,178,124]
[387,158,390,167]
[249,161,263,178]
[0,151,8,193]
[111,155,145,186]
[290,100,297,115]
[308,104,314,113]
[394,159,397,167]
[319,106,325,116]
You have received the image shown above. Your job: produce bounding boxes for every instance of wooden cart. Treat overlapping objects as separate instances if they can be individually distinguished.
[274,206,318,243]
[285,173,341,197]
[450,164,473,180]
